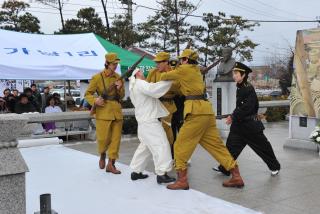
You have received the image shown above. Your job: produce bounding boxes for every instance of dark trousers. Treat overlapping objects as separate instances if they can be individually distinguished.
[219,130,281,174]
[171,95,185,158]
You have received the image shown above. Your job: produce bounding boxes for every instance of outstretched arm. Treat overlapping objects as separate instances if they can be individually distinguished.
[160,69,181,81]
[136,80,172,98]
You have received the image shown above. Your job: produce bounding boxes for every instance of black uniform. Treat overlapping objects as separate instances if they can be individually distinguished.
[172,95,185,141]
[217,80,281,175]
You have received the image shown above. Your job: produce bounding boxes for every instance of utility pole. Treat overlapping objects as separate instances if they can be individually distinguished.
[174,0,180,56]
[58,0,65,32]
[120,0,133,28]
[35,0,65,32]
[316,16,320,27]
[101,0,110,37]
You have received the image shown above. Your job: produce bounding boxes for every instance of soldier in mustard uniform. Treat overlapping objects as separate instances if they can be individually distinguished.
[160,49,244,190]
[146,52,180,146]
[85,53,125,174]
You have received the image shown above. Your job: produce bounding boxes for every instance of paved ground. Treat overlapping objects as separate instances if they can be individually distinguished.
[67,121,320,214]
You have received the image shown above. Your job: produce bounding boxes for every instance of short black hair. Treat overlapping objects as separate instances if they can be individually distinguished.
[188,59,198,65]
[233,62,252,83]
[12,89,18,92]
[52,92,61,98]
[44,86,49,90]
[181,57,198,65]
[46,95,55,107]
[19,93,28,101]
[234,69,245,76]
[24,87,32,93]
[3,88,10,93]
[31,83,36,87]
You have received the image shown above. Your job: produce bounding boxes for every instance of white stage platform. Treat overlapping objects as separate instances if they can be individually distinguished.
[20,145,261,214]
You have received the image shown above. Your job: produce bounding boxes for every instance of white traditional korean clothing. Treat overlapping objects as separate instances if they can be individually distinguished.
[129,70,173,175]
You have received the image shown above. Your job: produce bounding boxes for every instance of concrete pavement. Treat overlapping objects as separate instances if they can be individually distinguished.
[67,121,320,214]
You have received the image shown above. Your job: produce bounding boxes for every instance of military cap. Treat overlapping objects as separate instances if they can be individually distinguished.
[153,52,170,62]
[233,62,252,74]
[169,59,179,67]
[105,52,120,63]
[179,49,199,61]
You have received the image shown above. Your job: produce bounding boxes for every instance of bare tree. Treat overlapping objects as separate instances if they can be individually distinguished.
[263,47,294,95]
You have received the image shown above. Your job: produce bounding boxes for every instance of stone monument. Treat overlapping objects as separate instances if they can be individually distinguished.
[215,47,236,82]
[284,28,320,152]
[0,114,29,214]
[212,47,237,137]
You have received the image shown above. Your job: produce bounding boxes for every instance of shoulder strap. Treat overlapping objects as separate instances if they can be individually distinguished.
[100,72,108,96]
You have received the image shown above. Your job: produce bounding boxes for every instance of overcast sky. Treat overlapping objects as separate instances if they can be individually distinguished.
[1,0,319,65]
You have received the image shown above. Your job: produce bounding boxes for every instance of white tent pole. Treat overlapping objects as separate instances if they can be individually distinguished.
[64,80,67,112]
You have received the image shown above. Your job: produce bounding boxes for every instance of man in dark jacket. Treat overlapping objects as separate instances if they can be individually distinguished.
[41,86,50,112]
[24,87,41,112]
[3,88,11,102]
[15,93,37,114]
[213,62,281,176]
[31,84,42,110]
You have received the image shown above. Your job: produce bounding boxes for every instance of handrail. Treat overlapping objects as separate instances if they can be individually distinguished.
[23,100,289,124]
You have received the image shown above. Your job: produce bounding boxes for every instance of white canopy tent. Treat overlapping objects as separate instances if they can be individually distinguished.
[0,29,119,80]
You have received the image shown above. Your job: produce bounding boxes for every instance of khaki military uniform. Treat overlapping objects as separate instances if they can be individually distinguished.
[85,69,125,160]
[160,64,237,170]
[146,68,180,144]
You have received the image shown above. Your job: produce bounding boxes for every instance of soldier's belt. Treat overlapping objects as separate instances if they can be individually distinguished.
[159,97,174,102]
[185,95,206,100]
[241,114,259,122]
[101,95,120,101]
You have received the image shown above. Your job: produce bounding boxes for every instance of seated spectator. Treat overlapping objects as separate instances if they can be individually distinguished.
[12,89,19,98]
[3,88,11,102]
[66,99,77,111]
[44,95,62,133]
[15,93,37,114]
[6,94,17,113]
[0,97,9,114]
[80,98,92,110]
[24,87,41,112]
[52,92,65,111]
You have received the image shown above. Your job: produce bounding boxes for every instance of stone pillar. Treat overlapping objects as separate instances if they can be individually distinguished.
[211,81,237,138]
[284,115,319,151]
[0,114,29,214]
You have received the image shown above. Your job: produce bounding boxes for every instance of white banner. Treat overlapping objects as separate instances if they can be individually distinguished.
[0,30,108,80]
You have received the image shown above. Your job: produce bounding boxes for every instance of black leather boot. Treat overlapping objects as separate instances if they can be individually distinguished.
[131,172,149,181]
[157,173,176,184]
[212,165,231,176]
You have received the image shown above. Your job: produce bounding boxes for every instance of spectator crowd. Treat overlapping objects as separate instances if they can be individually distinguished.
[0,84,84,114]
